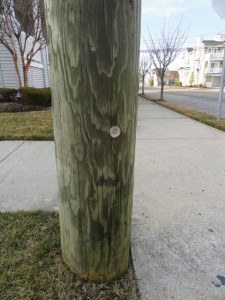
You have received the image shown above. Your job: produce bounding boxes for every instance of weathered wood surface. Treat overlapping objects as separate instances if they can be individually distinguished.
[45,0,141,281]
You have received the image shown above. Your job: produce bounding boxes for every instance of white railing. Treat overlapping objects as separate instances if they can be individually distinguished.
[206,53,224,60]
[207,68,222,73]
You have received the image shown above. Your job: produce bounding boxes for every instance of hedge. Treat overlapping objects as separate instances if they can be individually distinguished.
[19,87,51,106]
[175,81,182,87]
[0,88,18,102]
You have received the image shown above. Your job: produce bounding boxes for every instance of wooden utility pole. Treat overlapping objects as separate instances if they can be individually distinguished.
[45,0,141,281]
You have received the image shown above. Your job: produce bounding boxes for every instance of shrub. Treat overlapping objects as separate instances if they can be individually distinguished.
[175,81,182,87]
[0,88,18,102]
[19,87,51,106]
[149,79,154,86]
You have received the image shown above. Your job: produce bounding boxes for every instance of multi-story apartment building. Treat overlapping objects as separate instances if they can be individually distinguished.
[178,33,225,88]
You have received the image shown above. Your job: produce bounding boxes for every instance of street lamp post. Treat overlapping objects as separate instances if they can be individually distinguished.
[212,0,225,119]
[217,44,225,119]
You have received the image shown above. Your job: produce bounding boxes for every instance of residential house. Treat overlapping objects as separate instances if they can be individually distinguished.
[0,44,49,88]
[178,47,195,86]
[178,34,225,88]
[0,0,50,88]
[152,69,179,86]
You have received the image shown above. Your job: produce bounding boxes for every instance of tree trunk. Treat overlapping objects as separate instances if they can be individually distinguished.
[12,54,22,88]
[142,76,145,95]
[23,60,31,88]
[160,75,164,100]
[23,67,29,88]
[45,0,141,281]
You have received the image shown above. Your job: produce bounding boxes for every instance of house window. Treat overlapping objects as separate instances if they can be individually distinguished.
[210,62,220,69]
[209,48,222,54]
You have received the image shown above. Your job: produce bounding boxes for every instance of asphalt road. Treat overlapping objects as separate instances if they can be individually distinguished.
[145,87,225,117]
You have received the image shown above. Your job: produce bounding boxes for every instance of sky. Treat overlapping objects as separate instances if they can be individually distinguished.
[141,0,225,68]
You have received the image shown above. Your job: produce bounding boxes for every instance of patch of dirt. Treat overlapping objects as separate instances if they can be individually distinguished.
[0,101,51,113]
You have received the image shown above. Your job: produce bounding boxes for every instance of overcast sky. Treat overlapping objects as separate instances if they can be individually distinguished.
[141,0,225,50]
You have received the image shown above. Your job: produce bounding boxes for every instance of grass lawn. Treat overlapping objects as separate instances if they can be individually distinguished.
[2,95,225,141]
[0,211,139,300]
[140,94,225,132]
[0,110,54,140]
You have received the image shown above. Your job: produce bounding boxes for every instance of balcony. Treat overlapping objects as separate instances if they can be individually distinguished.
[206,68,222,74]
[205,53,224,61]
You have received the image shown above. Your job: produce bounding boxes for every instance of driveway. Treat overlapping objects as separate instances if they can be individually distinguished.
[145,87,225,117]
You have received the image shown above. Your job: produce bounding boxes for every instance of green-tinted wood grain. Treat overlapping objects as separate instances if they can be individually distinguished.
[45,0,141,281]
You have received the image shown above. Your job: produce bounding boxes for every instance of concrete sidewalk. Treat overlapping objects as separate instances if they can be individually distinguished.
[0,141,57,211]
[1,98,225,299]
[133,98,225,299]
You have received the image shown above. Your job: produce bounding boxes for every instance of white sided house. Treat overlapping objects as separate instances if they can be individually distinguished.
[0,43,49,88]
[178,34,225,88]
[0,1,49,88]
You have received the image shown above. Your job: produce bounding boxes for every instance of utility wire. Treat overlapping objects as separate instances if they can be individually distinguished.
[141,31,225,44]
[140,45,225,53]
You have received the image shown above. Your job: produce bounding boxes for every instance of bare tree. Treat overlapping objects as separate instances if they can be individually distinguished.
[139,55,151,95]
[145,20,187,100]
[0,0,46,87]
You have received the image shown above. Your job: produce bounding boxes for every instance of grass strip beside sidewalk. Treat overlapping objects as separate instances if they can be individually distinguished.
[0,110,54,140]
[140,94,225,132]
[0,211,139,300]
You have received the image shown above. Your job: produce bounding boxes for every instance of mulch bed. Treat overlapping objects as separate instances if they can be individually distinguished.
[0,100,51,113]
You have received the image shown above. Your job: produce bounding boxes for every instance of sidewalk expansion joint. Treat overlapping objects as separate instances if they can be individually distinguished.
[0,142,26,164]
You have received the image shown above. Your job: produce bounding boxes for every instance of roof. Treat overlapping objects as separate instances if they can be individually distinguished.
[202,40,224,47]
[178,67,190,70]
[153,69,179,79]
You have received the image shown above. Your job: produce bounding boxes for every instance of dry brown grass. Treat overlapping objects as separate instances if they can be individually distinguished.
[0,110,54,140]
[140,94,225,132]
[0,211,139,300]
